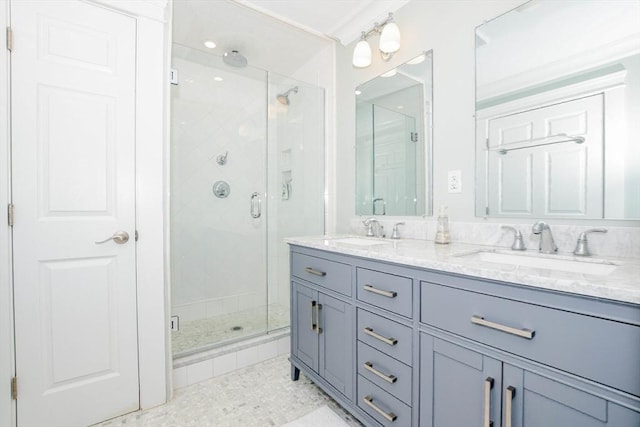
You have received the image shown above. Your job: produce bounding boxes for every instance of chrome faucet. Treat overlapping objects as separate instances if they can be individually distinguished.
[391,222,405,239]
[363,217,383,238]
[532,221,558,254]
[573,228,607,256]
[501,226,526,250]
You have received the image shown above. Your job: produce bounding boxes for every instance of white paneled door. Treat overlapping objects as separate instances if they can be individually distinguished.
[487,94,603,219]
[11,1,139,426]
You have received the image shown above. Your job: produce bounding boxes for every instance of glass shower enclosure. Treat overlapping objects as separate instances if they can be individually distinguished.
[170,44,325,357]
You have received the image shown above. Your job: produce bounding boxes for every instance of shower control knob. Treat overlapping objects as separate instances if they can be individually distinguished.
[213,181,231,198]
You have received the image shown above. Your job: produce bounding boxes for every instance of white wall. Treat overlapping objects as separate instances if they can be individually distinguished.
[334,0,640,231]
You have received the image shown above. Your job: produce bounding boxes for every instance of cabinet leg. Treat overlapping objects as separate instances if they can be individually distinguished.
[291,363,300,381]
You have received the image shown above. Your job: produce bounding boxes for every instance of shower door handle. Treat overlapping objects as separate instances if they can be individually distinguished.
[250,192,261,218]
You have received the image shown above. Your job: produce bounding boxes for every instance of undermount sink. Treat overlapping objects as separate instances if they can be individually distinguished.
[454,250,619,276]
[329,237,391,247]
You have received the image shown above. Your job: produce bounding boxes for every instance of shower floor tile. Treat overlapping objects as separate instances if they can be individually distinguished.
[172,304,290,355]
[96,354,363,427]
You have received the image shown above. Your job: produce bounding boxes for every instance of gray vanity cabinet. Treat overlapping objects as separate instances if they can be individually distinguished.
[289,244,640,427]
[290,251,353,400]
[420,334,640,427]
[419,335,502,427]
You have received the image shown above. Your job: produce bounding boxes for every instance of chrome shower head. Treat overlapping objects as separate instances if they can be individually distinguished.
[276,86,298,105]
[222,50,247,68]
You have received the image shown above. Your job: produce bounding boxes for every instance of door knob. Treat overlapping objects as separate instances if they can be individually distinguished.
[95,231,130,245]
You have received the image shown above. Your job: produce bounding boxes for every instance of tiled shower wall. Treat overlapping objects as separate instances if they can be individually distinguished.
[171,55,267,321]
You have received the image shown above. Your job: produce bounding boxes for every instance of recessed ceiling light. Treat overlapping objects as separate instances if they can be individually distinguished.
[381,69,397,78]
[204,40,217,49]
[397,105,404,109]
[214,76,223,82]
[355,90,362,95]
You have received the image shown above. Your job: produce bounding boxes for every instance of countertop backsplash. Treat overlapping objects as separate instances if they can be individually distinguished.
[349,217,640,259]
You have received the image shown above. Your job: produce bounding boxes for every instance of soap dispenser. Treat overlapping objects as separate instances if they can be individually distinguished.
[435,205,450,244]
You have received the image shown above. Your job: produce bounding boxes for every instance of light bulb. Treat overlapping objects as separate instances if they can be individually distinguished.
[379,21,401,53]
[353,39,372,68]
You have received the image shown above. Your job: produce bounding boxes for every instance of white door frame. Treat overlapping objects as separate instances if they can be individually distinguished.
[0,1,171,425]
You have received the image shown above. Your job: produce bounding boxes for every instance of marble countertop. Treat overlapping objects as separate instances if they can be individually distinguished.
[285,235,640,305]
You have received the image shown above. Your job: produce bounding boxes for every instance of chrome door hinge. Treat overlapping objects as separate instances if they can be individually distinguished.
[135,230,139,241]
[410,132,418,143]
[6,27,13,51]
[485,206,490,215]
[11,377,17,400]
[8,204,14,227]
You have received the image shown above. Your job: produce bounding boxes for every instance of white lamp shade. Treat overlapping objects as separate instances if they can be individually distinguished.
[379,22,401,53]
[353,39,372,68]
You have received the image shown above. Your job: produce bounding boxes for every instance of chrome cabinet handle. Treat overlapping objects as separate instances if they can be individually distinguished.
[363,285,397,298]
[250,192,261,218]
[471,315,534,339]
[364,361,397,384]
[505,386,516,427]
[95,231,129,245]
[363,327,397,346]
[363,395,397,422]
[310,301,317,332]
[316,303,322,335]
[304,267,326,277]
[484,377,494,427]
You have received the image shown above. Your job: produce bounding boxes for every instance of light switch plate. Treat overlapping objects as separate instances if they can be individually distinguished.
[448,170,462,193]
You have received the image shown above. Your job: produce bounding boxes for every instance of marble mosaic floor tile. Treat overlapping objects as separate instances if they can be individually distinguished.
[97,354,363,427]
[172,304,290,355]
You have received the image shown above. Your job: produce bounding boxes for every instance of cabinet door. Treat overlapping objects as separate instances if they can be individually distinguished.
[319,292,354,399]
[503,367,640,427]
[420,334,502,427]
[292,282,319,372]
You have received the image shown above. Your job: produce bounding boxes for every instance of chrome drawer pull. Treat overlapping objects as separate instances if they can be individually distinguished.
[304,267,326,277]
[471,315,535,339]
[310,301,317,332]
[505,386,516,427]
[364,361,397,384]
[363,284,397,298]
[484,377,494,427]
[316,303,322,335]
[363,395,397,422]
[363,327,398,346]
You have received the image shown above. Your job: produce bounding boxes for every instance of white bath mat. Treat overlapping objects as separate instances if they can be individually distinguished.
[283,405,351,427]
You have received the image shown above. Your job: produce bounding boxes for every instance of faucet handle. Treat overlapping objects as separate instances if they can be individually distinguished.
[573,228,607,256]
[501,226,526,251]
[391,222,405,239]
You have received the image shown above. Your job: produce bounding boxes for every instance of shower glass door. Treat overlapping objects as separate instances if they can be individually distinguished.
[170,45,326,357]
[170,45,268,356]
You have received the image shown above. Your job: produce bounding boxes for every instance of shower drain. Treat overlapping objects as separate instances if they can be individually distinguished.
[231,326,243,331]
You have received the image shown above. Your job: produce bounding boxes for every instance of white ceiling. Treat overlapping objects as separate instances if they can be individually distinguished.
[172,0,409,76]
[235,0,410,45]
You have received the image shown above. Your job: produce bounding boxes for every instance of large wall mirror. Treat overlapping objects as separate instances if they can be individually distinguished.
[356,51,433,216]
[475,0,640,220]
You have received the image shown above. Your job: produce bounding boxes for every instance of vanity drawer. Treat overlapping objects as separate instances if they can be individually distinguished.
[357,268,412,318]
[357,309,412,366]
[357,341,412,406]
[421,281,640,396]
[358,375,411,427]
[291,252,351,296]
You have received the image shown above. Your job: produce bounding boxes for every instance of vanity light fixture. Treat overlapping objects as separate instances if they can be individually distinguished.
[352,12,401,68]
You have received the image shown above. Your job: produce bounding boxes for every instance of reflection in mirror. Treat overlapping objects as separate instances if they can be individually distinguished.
[356,51,433,216]
[475,0,640,220]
